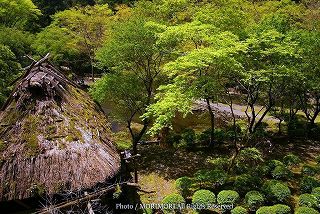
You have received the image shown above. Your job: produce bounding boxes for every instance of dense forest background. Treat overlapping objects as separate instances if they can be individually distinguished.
[1,0,320,213]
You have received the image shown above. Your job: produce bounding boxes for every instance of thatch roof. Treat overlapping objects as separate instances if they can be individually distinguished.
[0,56,121,201]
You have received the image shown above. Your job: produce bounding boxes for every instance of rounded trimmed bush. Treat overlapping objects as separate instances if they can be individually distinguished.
[262,180,291,202]
[175,176,193,198]
[300,176,320,193]
[272,204,291,214]
[245,191,265,211]
[234,174,261,194]
[272,165,292,180]
[217,190,240,206]
[256,204,291,214]
[256,206,271,214]
[231,206,248,214]
[192,190,215,207]
[283,154,301,167]
[294,207,319,214]
[161,193,185,213]
[298,193,319,209]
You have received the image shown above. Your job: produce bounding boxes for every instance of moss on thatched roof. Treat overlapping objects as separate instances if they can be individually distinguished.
[0,56,120,201]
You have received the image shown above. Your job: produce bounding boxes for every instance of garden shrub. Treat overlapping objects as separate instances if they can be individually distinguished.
[180,128,195,147]
[196,129,211,142]
[234,174,261,194]
[245,191,265,211]
[256,204,291,214]
[175,176,194,198]
[298,193,319,209]
[272,204,291,214]
[272,165,293,180]
[262,180,291,202]
[231,206,248,214]
[256,206,271,214]
[251,164,269,177]
[194,169,227,188]
[165,131,182,145]
[311,187,320,200]
[217,190,240,206]
[294,207,319,214]
[192,190,215,207]
[196,128,228,144]
[301,165,318,176]
[207,157,230,170]
[235,147,264,172]
[214,128,228,142]
[300,176,320,193]
[283,153,301,167]
[266,160,285,173]
[161,193,185,213]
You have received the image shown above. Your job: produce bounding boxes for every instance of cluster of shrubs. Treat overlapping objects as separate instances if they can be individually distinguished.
[160,152,320,213]
[165,128,233,148]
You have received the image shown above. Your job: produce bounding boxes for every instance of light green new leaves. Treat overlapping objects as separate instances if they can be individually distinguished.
[0,0,41,29]
[145,29,245,135]
[163,32,245,77]
[143,77,195,134]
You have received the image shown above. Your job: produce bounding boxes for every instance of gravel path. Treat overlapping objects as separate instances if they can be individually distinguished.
[194,100,279,123]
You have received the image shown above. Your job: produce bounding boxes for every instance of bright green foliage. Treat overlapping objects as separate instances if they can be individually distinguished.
[294,207,319,214]
[0,0,41,29]
[217,190,240,206]
[272,204,291,214]
[300,176,320,193]
[33,26,80,62]
[161,193,185,214]
[245,191,265,211]
[298,194,319,209]
[175,176,194,198]
[256,204,291,214]
[256,206,271,214]
[283,154,301,167]
[192,190,215,207]
[0,26,33,63]
[231,206,248,214]
[234,174,261,194]
[262,180,291,203]
[34,4,112,70]
[145,24,245,134]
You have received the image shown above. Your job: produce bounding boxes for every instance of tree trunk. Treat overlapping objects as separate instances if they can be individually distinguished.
[205,98,215,146]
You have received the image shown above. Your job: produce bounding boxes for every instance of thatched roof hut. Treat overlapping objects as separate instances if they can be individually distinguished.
[0,56,121,201]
